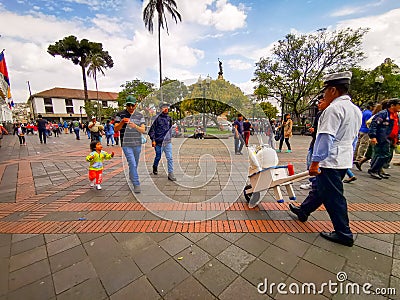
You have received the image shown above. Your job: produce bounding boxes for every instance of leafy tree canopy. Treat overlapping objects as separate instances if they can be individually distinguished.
[259,102,279,120]
[253,27,368,119]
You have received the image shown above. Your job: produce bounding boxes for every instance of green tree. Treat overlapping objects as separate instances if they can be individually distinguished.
[48,35,113,112]
[259,102,279,120]
[253,28,368,120]
[143,0,182,100]
[350,58,400,107]
[118,79,155,106]
[86,53,113,122]
[181,78,247,126]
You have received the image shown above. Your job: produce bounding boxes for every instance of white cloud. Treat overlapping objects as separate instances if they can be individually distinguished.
[177,0,247,31]
[337,8,400,69]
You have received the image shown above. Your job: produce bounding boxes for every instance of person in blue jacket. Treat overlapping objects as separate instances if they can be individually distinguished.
[149,102,176,181]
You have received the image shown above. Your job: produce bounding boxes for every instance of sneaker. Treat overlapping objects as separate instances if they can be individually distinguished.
[276,149,281,153]
[368,170,382,180]
[168,173,177,181]
[133,185,141,193]
[286,150,292,153]
[299,183,312,190]
[90,180,95,187]
[96,184,102,190]
[153,166,158,175]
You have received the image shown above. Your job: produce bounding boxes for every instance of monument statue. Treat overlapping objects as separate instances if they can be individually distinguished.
[218,58,223,79]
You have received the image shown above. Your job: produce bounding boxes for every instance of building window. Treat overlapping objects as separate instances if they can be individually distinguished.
[65,98,74,114]
[44,98,52,105]
[45,106,54,113]
[65,99,73,106]
[102,101,108,108]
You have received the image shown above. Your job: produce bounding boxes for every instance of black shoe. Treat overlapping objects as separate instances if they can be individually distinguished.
[368,170,382,180]
[289,203,308,222]
[152,166,158,175]
[320,232,354,247]
[378,173,390,179]
[354,161,362,171]
[380,171,391,177]
[343,177,357,183]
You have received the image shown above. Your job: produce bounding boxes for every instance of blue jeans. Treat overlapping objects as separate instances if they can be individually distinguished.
[106,135,115,145]
[74,128,80,139]
[234,134,244,153]
[123,146,142,186]
[346,169,355,178]
[153,143,173,173]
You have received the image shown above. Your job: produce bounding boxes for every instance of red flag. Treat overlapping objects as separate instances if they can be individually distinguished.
[0,51,13,108]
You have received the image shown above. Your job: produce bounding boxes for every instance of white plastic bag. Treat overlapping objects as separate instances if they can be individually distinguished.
[248,145,279,172]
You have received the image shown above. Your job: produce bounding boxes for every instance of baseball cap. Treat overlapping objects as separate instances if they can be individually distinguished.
[125,95,138,105]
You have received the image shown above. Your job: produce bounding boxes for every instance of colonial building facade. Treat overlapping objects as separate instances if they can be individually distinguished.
[27,87,119,121]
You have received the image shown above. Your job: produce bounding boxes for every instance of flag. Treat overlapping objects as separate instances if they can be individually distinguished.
[0,51,13,109]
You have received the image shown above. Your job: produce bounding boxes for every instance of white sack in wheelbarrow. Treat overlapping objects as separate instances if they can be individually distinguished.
[248,145,279,172]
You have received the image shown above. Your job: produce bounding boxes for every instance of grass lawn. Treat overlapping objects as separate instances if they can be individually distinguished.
[184,127,229,135]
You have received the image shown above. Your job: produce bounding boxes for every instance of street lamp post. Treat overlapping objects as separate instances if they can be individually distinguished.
[374,75,384,101]
[93,104,97,119]
[197,75,211,134]
[79,106,83,122]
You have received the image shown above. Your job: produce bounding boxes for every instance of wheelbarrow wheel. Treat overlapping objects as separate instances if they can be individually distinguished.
[244,185,252,202]
[248,192,261,208]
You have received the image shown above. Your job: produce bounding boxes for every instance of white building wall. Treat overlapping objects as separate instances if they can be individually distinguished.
[73,99,86,114]
[33,97,45,114]
[53,99,66,113]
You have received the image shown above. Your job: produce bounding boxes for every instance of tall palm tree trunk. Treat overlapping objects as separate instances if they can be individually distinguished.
[158,20,163,102]
[81,64,90,121]
[94,74,100,123]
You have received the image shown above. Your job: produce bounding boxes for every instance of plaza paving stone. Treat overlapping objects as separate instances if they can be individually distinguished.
[0,132,399,299]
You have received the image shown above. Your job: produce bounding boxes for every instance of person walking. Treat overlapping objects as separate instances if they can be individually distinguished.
[354,102,374,162]
[104,120,115,146]
[86,141,114,190]
[88,116,103,142]
[16,123,26,146]
[72,119,81,140]
[243,118,252,147]
[149,102,176,181]
[0,123,8,148]
[114,95,146,193]
[289,71,361,247]
[233,113,245,155]
[36,114,48,144]
[276,113,293,153]
[367,98,400,179]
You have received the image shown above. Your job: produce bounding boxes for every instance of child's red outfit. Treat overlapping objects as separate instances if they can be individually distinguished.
[86,150,113,186]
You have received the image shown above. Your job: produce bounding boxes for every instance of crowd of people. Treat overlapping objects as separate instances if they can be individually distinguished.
[2,72,399,248]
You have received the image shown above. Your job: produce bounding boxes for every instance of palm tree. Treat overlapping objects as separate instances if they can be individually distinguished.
[48,36,113,115]
[143,0,182,101]
[86,53,111,122]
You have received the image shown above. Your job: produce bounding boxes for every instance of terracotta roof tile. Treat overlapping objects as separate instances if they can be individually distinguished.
[33,87,118,101]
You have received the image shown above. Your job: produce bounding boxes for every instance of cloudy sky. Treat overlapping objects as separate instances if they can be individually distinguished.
[1,0,400,103]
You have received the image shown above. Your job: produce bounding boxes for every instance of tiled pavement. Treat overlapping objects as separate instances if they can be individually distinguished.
[0,131,399,299]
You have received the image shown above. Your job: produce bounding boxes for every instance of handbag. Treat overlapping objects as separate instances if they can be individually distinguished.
[274,131,281,141]
[141,134,147,144]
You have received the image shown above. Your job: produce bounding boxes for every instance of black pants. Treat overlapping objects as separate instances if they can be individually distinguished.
[38,129,47,144]
[301,168,352,240]
[91,132,100,142]
[18,135,25,144]
[369,140,391,173]
[279,137,291,150]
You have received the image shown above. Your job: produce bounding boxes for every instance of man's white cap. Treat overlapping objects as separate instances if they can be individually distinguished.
[322,71,352,86]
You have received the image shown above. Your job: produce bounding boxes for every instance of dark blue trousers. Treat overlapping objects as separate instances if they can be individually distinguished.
[301,168,352,240]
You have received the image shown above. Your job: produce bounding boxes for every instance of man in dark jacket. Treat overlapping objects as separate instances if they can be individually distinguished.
[36,114,48,144]
[368,98,400,179]
[148,102,176,181]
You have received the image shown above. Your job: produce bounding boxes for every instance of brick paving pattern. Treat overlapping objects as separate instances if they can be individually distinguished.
[0,131,399,299]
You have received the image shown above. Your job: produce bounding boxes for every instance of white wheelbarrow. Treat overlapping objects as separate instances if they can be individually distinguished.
[244,165,310,208]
